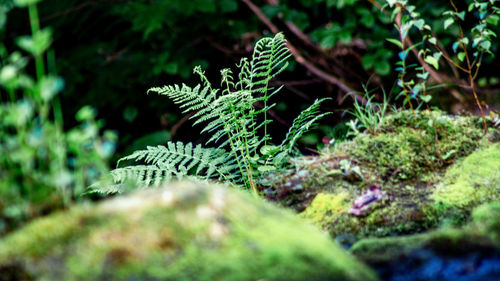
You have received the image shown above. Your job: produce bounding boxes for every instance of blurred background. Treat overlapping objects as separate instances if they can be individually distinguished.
[2,0,500,157]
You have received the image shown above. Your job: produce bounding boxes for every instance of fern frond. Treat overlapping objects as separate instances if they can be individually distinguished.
[149,83,214,114]
[280,98,332,154]
[249,33,291,93]
[111,142,239,186]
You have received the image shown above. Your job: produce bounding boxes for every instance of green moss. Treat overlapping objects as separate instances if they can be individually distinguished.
[0,182,379,281]
[300,192,350,227]
[432,144,500,208]
[272,110,499,239]
[346,110,484,181]
[350,202,500,264]
[471,202,500,245]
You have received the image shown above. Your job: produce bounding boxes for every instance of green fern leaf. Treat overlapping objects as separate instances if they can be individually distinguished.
[111,142,239,187]
[280,98,332,154]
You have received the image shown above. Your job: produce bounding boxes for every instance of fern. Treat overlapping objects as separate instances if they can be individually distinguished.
[100,33,330,194]
[112,142,239,186]
[280,98,332,154]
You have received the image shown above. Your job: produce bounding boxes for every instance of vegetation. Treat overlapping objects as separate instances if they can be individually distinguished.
[0,0,114,234]
[102,33,330,194]
[1,0,500,279]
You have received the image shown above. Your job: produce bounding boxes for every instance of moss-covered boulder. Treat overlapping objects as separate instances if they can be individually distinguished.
[349,202,500,281]
[0,181,378,281]
[432,143,500,218]
[268,110,500,239]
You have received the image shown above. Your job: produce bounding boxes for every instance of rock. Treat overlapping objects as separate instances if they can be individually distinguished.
[0,181,378,281]
[274,110,500,238]
[431,143,500,216]
[349,202,500,281]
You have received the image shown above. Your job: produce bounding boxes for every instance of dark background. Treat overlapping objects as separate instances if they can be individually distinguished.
[4,0,500,158]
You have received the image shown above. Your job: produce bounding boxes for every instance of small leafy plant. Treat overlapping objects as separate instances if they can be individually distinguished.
[105,33,330,194]
[384,0,500,132]
[344,82,392,135]
[0,0,115,234]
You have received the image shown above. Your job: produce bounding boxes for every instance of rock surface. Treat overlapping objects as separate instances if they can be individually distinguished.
[0,181,378,281]
[269,110,500,239]
[350,202,500,281]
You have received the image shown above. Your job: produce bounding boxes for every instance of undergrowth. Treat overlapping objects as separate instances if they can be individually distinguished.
[94,33,330,194]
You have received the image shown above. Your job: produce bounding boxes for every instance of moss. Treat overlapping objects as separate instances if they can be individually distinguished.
[471,202,500,245]
[347,110,484,182]
[0,182,379,281]
[271,110,500,239]
[300,192,350,227]
[432,144,500,208]
[350,202,500,264]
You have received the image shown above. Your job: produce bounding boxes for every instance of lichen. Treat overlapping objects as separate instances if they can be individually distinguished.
[0,182,379,281]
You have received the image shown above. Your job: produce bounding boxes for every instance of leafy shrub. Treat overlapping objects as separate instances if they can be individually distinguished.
[0,0,115,234]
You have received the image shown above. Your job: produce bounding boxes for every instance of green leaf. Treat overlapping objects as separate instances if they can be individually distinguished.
[424,56,439,70]
[195,0,216,13]
[457,52,466,62]
[480,40,492,51]
[260,145,280,156]
[39,76,64,102]
[487,15,499,25]
[420,95,432,103]
[374,61,391,75]
[386,38,403,48]
[0,5,8,29]
[13,0,42,7]
[76,106,97,122]
[417,72,430,80]
[444,18,454,29]
[16,28,52,56]
[164,62,178,75]
[428,37,437,45]
[218,0,238,13]
[413,19,425,30]
[257,165,276,173]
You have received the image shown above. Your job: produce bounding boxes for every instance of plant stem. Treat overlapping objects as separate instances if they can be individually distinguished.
[28,4,45,82]
[449,0,488,133]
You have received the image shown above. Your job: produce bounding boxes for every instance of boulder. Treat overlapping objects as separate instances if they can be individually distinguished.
[268,110,500,239]
[349,202,500,281]
[0,181,378,281]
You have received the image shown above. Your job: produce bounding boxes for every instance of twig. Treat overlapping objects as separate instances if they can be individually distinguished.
[240,0,356,94]
[41,0,122,22]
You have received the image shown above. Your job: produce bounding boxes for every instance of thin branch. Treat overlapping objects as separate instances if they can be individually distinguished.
[240,0,356,94]
[41,0,122,22]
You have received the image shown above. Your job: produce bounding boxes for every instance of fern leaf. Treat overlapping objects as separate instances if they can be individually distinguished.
[110,142,239,186]
[249,33,291,93]
[280,98,332,154]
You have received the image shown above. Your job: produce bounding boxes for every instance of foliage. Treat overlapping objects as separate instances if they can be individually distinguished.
[344,82,392,135]
[0,1,115,234]
[100,33,330,194]
[384,0,500,130]
[1,0,498,158]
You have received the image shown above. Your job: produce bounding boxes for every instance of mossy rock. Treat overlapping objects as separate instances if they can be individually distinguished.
[0,181,378,281]
[349,202,500,280]
[269,110,500,238]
